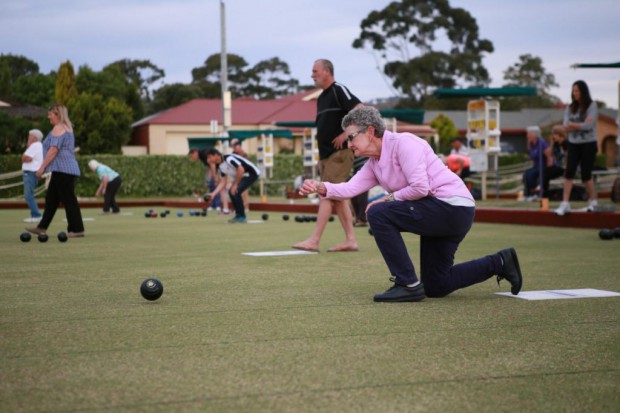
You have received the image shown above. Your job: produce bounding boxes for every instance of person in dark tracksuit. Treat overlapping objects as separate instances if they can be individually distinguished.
[204,149,260,223]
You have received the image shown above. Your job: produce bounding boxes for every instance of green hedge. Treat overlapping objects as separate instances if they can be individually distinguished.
[0,154,305,198]
[1,152,607,199]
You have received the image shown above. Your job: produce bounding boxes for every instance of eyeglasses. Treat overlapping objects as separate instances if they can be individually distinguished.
[347,129,366,143]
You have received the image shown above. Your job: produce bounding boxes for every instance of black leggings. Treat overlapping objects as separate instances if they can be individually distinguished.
[564,141,597,181]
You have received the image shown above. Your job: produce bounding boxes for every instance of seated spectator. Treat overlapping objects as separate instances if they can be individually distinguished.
[522,126,549,200]
[444,153,471,180]
[542,125,568,197]
[450,137,469,156]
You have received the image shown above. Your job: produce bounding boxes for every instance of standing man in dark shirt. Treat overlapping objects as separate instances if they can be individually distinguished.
[293,59,362,252]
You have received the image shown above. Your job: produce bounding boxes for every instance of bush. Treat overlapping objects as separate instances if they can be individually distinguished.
[0,154,306,198]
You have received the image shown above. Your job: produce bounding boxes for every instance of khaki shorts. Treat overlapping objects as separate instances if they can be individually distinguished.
[319,149,353,183]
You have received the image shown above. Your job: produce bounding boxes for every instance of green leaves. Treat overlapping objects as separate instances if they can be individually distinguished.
[352,0,494,103]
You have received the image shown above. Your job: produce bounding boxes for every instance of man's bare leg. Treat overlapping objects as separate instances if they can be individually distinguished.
[292,197,333,252]
[327,199,358,252]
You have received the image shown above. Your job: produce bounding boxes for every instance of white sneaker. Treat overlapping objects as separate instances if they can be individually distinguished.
[23,217,41,223]
[586,199,598,212]
[555,201,571,216]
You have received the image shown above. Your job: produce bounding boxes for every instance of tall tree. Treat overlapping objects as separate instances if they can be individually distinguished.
[149,83,203,113]
[244,57,301,99]
[0,54,39,84]
[352,0,494,104]
[0,60,11,98]
[191,53,252,98]
[76,64,142,119]
[104,59,165,102]
[12,73,56,107]
[55,60,77,105]
[68,93,132,154]
[500,54,560,109]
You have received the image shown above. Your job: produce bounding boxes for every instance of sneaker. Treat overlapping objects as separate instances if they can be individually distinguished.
[497,248,523,295]
[554,201,570,216]
[228,216,247,224]
[373,279,425,302]
[23,217,41,223]
[586,199,598,212]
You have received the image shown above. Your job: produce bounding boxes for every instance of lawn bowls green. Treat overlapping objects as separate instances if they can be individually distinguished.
[140,278,164,301]
[20,232,32,242]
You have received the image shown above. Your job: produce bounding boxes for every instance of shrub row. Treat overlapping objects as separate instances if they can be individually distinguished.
[0,154,304,198]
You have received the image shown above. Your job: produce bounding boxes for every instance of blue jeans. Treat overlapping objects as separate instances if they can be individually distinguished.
[367,197,502,297]
[23,171,41,218]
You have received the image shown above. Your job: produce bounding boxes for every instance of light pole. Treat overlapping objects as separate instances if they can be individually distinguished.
[220,0,231,142]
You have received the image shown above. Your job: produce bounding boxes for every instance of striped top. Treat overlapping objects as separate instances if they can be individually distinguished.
[218,154,261,179]
[42,130,81,176]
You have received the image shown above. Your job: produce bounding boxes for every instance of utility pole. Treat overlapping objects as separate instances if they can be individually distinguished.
[220,0,231,142]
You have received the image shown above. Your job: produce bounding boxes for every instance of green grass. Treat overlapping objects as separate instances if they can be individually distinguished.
[1,207,619,412]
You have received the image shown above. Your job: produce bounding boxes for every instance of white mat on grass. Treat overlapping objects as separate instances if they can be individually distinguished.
[242,250,318,257]
[496,288,620,300]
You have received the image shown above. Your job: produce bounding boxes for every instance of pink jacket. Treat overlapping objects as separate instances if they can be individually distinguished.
[324,130,474,202]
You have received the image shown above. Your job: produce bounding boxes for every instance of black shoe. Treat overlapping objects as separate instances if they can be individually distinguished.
[497,248,523,295]
[373,281,425,302]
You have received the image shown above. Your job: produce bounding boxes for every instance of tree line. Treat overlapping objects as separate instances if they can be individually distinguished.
[1,0,562,155]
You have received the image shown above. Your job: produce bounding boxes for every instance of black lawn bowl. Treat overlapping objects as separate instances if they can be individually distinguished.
[598,229,614,240]
[262,213,269,221]
[282,214,290,221]
[294,215,304,223]
[57,232,68,242]
[145,211,151,218]
[369,228,374,236]
[328,216,335,222]
[20,232,32,242]
[160,212,167,218]
[614,227,620,238]
[140,278,164,301]
[37,233,49,243]
[201,209,207,216]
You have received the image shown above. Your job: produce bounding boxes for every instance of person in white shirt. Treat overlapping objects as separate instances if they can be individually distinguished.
[21,129,44,222]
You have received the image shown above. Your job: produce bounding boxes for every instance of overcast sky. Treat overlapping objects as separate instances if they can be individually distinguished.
[2,0,619,111]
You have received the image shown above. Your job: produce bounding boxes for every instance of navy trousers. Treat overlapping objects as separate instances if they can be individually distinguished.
[367,197,502,297]
[229,174,257,218]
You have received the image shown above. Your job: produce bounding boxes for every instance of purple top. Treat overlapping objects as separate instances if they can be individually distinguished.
[324,130,474,205]
[42,130,81,176]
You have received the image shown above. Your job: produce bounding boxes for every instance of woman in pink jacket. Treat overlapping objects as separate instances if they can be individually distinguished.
[299,106,523,302]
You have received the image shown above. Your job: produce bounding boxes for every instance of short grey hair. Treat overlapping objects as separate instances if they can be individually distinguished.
[341,106,386,137]
[526,126,541,135]
[316,58,334,75]
[29,129,43,140]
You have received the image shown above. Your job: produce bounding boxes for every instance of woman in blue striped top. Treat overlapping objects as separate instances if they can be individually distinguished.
[27,104,85,238]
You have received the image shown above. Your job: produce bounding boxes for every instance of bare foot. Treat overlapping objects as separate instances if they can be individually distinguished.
[327,242,359,252]
[292,240,320,252]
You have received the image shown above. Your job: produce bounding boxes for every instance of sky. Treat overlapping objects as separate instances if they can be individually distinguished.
[2,0,620,111]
